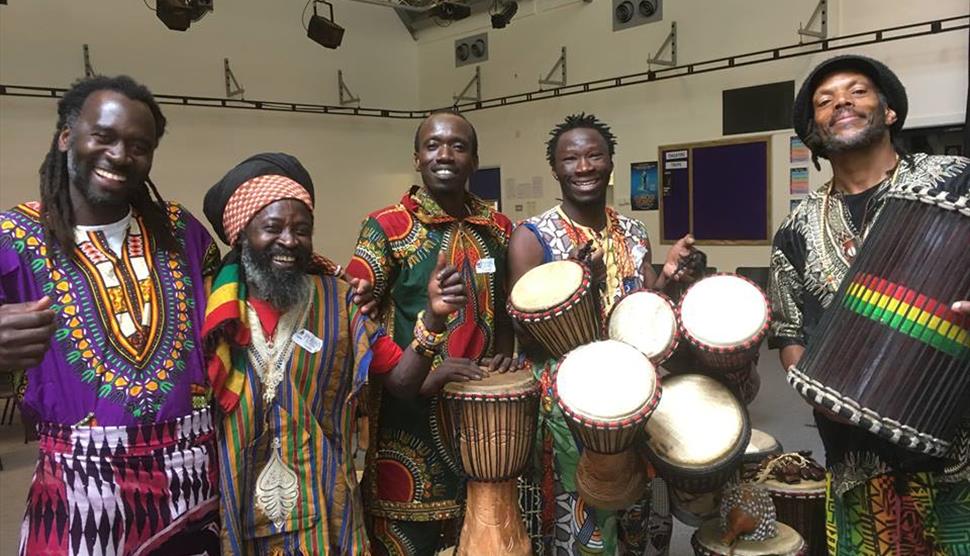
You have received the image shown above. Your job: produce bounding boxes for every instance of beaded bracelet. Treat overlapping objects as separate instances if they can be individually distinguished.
[413,310,447,349]
[410,338,439,359]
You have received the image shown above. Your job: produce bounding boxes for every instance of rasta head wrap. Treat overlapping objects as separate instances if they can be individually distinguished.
[204,152,314,246]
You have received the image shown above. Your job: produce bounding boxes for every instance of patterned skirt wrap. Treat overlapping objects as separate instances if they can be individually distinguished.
[19,409,220,556]
[826,472,970,556]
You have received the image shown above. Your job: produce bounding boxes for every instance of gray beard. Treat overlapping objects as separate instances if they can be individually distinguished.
[241,241,310,311]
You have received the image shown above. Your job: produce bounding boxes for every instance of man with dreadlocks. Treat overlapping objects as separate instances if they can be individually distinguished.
[507,113,699,555]
[0,75,222,555]
[770,54,970,554]
[202,152,468,555]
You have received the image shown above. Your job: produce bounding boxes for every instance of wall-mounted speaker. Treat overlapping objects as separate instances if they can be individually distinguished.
[455,32,488,67]
[612,0,661,32]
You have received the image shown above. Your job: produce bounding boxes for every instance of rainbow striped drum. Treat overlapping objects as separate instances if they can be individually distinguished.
[788,181,970,457]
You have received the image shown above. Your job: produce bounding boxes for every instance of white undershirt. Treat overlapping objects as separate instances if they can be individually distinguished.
[75,210,132,257]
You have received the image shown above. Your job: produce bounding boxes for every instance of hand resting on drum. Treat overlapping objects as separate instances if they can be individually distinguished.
[478,353,522,374]
[419,358,485,396]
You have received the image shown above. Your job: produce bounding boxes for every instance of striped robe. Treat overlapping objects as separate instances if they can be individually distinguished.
[217,274,378,555]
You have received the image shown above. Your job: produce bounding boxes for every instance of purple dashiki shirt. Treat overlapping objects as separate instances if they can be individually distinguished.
[0,201,221,426]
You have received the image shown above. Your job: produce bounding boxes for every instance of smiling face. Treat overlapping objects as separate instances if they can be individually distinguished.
[241,198,314,309]
[551,127,613,207]
[810,70,896,156]
[58,90,157,218]
[414,113,478,196]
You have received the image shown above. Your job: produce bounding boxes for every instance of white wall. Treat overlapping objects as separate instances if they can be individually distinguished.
[0,0,421,264]
[414,0,969,270]
[1,0,966,270]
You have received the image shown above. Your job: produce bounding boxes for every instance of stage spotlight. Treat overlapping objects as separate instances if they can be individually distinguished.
[307,0,344,49]
[490,0,517,29]
[432,1,471,21]
[156,0,212,32]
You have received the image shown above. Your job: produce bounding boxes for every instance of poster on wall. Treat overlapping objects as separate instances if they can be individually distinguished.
[631,161,658,210]
[790,136,810,164]
[790,167,809,195]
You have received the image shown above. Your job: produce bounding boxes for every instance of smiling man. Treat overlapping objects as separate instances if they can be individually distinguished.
[345,110,515,555]
[770,55,970,554]
[0,75,222,555]
[202,153,469,555]
[506,113,699,555]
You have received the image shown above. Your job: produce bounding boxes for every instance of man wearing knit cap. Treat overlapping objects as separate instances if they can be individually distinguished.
[202,152,471,555]
[769,55,970,554]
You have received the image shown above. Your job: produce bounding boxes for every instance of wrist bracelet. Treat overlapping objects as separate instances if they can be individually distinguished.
[413,310,446,348]
[410,338,439,359]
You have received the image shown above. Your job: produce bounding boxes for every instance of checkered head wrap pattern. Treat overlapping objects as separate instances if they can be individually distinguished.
[222,174,314,246]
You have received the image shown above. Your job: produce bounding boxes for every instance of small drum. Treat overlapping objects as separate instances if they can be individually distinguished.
[607,289,680,365]
[508,260,601,358]
[442,370,540,556]
[756,453,826,556]
[714,362,761,406]
[691,519,807,556]
[644,374,751,493]
[669,485,722,527]
[679,274,770,370]
[741,429,783,480]
[788,181,970,456]
[555,340,661,510]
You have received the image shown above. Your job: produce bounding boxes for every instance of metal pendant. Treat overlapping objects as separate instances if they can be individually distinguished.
[254,437,299,530]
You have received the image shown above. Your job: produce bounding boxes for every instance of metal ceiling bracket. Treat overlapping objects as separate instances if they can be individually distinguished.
[798,0,827,41]
[83,44,96,77]
[453,66,482,104]
[647,21,677,67]
[338,70,360,105]
[224,58,245,98]
[539,47,567,89]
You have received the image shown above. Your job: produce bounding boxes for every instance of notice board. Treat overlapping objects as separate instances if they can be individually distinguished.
[659,136,771,244]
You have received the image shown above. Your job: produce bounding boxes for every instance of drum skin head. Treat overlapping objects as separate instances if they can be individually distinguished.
[442,368,537,396]
[694,519,805,555]
[645,374,745,467]
[556,340,658,422]
[681,275,768,348]
[509,260,584,312]
[746,429,781,457]
[608,290,678,360]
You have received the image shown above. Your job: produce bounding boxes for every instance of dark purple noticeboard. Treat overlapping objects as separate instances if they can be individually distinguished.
[660,139,769,243]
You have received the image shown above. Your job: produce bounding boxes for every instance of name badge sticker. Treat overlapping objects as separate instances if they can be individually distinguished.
[475,258,497,274]
[292,328,323,354]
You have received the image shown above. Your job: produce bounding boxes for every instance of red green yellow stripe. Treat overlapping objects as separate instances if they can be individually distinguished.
[843,273,970,359]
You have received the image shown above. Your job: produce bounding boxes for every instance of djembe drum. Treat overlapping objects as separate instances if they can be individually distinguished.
[555,340,661,510]
[692,520,807,556]
[755,453,826,556]
[644,374,750,493]
[679,274,770,370]
[508,260,601,358]
[741,428,783,479]
[788,181,970,457]
[669,486,723,527]
[442,370,540,556]
[607,289,680,365]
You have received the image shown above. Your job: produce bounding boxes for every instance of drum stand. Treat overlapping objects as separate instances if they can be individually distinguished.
[576,449,649,511]
[457,480,532,556]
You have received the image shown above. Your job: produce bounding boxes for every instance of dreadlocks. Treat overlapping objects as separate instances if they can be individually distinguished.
[545,113,618,166]
[38,74,178,255]
[413,109,479,156]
